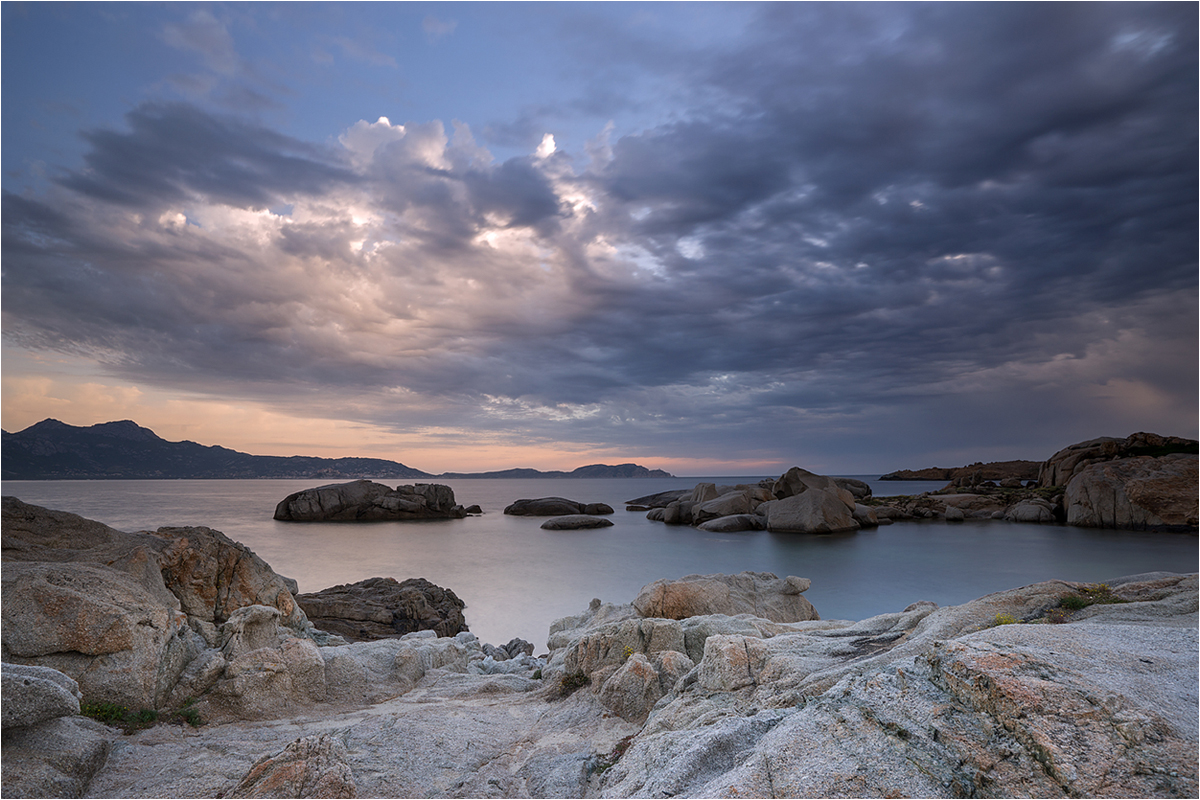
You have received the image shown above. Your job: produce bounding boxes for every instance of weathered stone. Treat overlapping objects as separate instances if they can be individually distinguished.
[943,505,965,522]
[833,477,872,499]
[297,577,468,642]
[504,497,611,516]
[1,663,81,730]
[1040,431,1197,487]
[0,560,198,709]
[625,489,690,508]
[765,490,859,533]
[1005,497,1056,523]
[695,514,763,532]
[1065,454,1198,530]
[226,734,357,798]
[852,503,880,526]
[0,716,113,799]
[632,572,817,623]
[541,515,615,530]
[273,480,467,521]
[149,524,308,635]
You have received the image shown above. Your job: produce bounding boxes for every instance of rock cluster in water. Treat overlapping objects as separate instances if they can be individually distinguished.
[273,479,472,521]
[632,467,877,533]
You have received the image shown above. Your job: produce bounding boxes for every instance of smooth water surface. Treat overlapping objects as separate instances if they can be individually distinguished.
[4,477,1195,647]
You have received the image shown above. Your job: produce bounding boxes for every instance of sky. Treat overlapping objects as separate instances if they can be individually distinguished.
[2,2,1197,476]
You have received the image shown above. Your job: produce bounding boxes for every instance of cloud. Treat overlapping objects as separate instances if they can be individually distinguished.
[162,10,239,75]
[3,3,1195,470]
[422,15,457,43]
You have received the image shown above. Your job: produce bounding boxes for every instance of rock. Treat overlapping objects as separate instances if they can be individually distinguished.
[463,504,483,515]
[504,497,612,516]
[632,572,818,623]
[1,498,309,710]
[599,573,1199,799]
[226,734,357,798]
[273,480,467,521]
[1,663,82,730]
[695,514,764,532]
[1039,431,1197,487]
[852,503,880,526]
[1,715,114,799]
[297,577,468,642]
[765,490,859,533]
[541,515,615,530]
[880,460,1041,483]
[943,505,965,521]
[691,490,754,524]
[0,559,199,710]
[149,523,310,637]
[1005,497,1056,523]
[625,489,690,508]
[1065,453,1198,531]
[833,477,873,499]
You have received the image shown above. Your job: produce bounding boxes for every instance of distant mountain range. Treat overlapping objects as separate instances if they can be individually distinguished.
[0,419,674,480]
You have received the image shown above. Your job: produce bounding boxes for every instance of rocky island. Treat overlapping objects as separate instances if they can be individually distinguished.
[2,494,1197,798]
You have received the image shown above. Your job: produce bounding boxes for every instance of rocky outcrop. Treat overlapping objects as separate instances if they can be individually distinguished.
[643,468,865,534]
[598,572,1199,798]
[296,577,469,642]
[273,480,468,521]
[1,497,318,711]
[881,460,1041,482]
[226,734,357,798]
[1,663,113,798]
[504,497,614,516]
[540,515,615,530]
[632,572,818,623]
[1065,453,1198,531]
[1034,432,1199,531]
[1040,431,1197,487]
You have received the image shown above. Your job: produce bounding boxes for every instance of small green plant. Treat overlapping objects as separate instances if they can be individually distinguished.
[532,669,543,680]
[591,735,636,775]
[81,701,130,726]
[992,613,1019,626]
[81,699,201,733]
[558,671,590,696]
[623,645,635,660]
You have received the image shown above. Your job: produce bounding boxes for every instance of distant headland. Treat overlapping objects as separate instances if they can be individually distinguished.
[0,419,674,480]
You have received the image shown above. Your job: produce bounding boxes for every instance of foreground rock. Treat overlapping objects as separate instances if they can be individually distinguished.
[2,498,309,710]
[296,577,469,642]
[274,480,468,521]
[1,662,113,798]
[632,572,818,623]
[504,497,614,516]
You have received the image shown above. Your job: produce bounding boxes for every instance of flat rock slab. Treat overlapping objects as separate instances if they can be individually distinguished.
[540,515,615,530]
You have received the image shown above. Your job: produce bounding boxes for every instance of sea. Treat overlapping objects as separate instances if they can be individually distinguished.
[4,476,1196,648]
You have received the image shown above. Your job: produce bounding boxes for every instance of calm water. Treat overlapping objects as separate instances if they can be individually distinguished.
[4,477,1196,648]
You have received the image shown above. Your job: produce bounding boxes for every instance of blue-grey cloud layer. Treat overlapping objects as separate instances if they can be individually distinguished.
[3,3,1196,468]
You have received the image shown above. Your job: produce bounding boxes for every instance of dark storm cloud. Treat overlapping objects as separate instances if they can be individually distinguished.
[59,103,357,209]
[3,2,1195,465]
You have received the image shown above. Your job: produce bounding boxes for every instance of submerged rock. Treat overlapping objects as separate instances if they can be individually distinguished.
[540,515,615,530]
